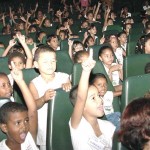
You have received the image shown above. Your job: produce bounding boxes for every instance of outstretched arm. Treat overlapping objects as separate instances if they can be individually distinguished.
[71,49,96,129]
[10,61,37,141]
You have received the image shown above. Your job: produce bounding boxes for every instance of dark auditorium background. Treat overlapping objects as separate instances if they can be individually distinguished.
[0,0,145,14]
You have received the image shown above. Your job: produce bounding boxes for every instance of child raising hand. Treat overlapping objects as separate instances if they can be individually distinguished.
[0,61,38,150]
[69,49,115,150]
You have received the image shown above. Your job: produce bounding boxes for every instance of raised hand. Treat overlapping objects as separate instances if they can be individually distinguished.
[9,39,16,47]
[82,48,96,71]
[10,61,23,82]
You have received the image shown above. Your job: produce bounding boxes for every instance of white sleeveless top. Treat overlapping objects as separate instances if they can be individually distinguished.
[31,72,69,146]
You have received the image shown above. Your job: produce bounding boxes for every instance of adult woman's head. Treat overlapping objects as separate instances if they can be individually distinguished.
[118,97,150,150]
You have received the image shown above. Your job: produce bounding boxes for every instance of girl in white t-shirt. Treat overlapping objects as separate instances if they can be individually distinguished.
[90,73,121,130]
[98,45,123,94]
[108,35,126,65]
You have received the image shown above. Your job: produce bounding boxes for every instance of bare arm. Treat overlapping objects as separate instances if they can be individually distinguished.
[2,39,16,57]
[10,62,37,141]
[16,34,33,68]
[29,82,56,109]
[93,2,101,21]
[71,49,96,129]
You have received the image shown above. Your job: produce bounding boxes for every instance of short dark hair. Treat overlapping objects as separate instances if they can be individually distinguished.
[0,102,27,124]
[98,45,113,57]
[73,50,89,63]
[69,85,78,106]
[118,97,150,150]
[34,45,55,61]
[90,73,107,85]
[8,51,26,65]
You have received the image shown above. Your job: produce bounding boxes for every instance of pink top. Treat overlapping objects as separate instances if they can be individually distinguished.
[81,0,89,7]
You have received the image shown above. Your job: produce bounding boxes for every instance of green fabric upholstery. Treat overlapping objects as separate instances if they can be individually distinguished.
[0,57,10,74]
[56,51,73,75]
[0,48,5,57]
[13,68,39,104]
[123,54,150,79]
[126,41,137,56]
[0,34,11,48]
[121,74,150,112]
[106,25,122,32]
[46,89,73,150]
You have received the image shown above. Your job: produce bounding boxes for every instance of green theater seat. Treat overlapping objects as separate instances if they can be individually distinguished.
[123,54,150,79]
[121,74,150,112]
[46,89,73,150]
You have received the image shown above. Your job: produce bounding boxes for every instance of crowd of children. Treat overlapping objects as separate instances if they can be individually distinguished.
[0,0,150,149]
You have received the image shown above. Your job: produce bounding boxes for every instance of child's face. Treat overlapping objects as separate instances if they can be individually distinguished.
[93,77,107,97]
[3,111,29,144]
[35,52,56,75]
[44,19,51,27]
[87,13,94,21]
[107,19,113,26]
[18,23,24,30]
[110,37,118,50]
[74,44,84,52]
[99,49,114,66]
[89,27,97,35]
[59,32,66,40]
[10,57,25,70]
[119,33,127,44]
[0,75,13,98]
[87,37,95,47]
[81,22,88,28]
[84,85,104,117]
[125,24,131,34]
[48,37,59,50]
[145,39,150,54]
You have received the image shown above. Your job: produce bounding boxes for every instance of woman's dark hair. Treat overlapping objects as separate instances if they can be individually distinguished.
[118,97,150,150]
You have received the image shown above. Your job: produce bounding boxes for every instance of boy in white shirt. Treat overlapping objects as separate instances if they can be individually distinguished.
[0,62,38,150]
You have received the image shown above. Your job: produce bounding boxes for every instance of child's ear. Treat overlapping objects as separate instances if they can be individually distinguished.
[34,61,38,69]
[99,56,102,61]
[0,124,8,133]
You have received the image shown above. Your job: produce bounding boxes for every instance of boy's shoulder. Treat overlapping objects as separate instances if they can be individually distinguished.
[0,139,10,150]
[0,132,39,150]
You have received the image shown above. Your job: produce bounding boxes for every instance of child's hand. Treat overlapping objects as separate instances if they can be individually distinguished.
[43,89,56,102]
[82,49,96,71]
[62,82,72,92]
[109,64,122,73]
[10,61,23,82]
[9,39,16,47]
[16,34,26,44]
[27,12,31,18]
[68,40,73,47]
[84,32,88,39]
[99,36,105,44]
[42,14,47,20]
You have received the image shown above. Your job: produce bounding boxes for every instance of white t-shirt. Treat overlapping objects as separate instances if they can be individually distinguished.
[102,91,114,115]
[31,72,69,146]
[104,63,120,86]
[69,117,115,150]
[114,47,123,65]
[143,5,150,11]
[8,74,14,87]
[0,132,39,150]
